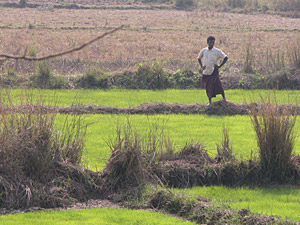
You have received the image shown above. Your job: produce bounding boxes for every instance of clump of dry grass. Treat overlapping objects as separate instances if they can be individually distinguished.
[101,121,173,200]
[216,126,235,162]
[0,90,99,209]
[288,41,300,69]
[243,42,255,73]
[250,95,297,182]
[149,189,295,225]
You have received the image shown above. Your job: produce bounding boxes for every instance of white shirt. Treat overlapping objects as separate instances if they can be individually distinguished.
[197,47,227,75]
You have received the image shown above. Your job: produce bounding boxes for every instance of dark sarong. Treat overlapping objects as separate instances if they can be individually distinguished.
[201,68,224,99]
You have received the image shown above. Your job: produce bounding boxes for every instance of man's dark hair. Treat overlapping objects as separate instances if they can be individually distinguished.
[207,36,215,43]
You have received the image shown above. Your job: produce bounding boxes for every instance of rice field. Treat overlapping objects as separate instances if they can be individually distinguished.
[0,208,196,225]
[65,113,300,171]
[4,89,300,107]
[172,186,300,222]
[1,0,300,222]
[3,88,300,223]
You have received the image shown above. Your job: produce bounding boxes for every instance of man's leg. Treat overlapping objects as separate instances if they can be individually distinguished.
[208,98,212,105]
[222,93,226,101]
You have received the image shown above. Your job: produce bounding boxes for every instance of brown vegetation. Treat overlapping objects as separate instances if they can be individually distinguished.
[0,92,103,209]
[250,97,298,182]
[149,190,294,225]
[0,7,299,76]
[5,100,300,116]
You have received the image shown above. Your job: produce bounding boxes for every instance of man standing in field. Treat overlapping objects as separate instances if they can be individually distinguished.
[197,36,228,105]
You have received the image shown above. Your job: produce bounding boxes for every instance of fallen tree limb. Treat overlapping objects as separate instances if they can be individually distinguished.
[0,25,124,61]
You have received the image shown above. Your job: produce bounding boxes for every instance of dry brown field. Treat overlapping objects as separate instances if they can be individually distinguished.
[0,6,299,75]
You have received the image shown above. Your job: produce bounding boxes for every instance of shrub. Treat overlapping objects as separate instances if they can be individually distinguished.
[174,0,196,9]
[19,0,26,6]
[0,90,89,208]
[31,62,69,89]
[169,69,200,89]
[34,61,52,88]
[0,68,20,87]
[288,41,300,69]
[272,0,300,11]
[114,63,169,89]
[76,68,109,88]
[28,45,37,57]
[216,126,235,162]
[250,96,297,182]
[101,121,173,199]
[243,43,255,73]
[136,62,168,89]
[227,0,246,8]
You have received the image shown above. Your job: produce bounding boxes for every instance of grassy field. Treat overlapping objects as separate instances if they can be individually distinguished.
[57,113,300,170]
[0,0,299,223]
[172,186,300,222]
[0,208,196,225]
[5,89,300,107]
[0,6,299,74]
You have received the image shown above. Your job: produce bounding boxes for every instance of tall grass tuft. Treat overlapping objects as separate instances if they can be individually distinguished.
[288,41,300,69]
[0,90,88,208]
[35,61,52,88]
[0,90,86,179]
[216,126,235,162]
[102,120,173,199]
[243,42,255,73]
[250,96,297,182]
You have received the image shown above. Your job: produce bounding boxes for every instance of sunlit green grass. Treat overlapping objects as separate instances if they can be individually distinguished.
[62,114,300,170]
[172,186,300,222]
[4,89,300,223]
[0,208,196,225]
[5,89,300,107]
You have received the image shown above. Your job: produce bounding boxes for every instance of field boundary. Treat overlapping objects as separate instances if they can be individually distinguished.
[6,100,300,116]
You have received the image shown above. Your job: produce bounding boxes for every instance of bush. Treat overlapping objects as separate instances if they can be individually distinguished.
[288,41,300,69]
[0,90,89,208]
[101,121,173,199]
[227,0,246,8]
[174,0,195,9]
[216,127,235,162]
[0,68,22,87]
[243,43,255,73]
[76,68,109,88]
[33,61,53,88]
[114,63,169,89]
[169,69,200,89]
[31,62,69,89]
[272,0,300,11]
[250,96,297,182]
[28,45,37,57]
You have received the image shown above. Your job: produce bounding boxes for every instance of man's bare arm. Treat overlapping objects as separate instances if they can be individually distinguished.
[217,56,228,69]
[198,58,206,70]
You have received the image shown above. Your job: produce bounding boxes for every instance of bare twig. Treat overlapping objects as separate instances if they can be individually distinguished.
[0,25,124,61]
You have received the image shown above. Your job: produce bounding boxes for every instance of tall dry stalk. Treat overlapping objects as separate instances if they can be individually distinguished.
[250,96,297,182]
[243,42,255,73]
[0,90,86,179]
[103,120,173,197]
[288,41,300,69]
[217,126,235,162]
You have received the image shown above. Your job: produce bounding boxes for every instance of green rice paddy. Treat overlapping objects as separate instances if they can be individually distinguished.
[172,186,300,222]
[3,89,300,223]
[4,89,300,107]
[63,114,300,170]
[0,208,196,225]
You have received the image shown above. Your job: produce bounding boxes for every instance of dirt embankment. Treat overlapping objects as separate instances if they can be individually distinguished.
[4,100,300,116]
